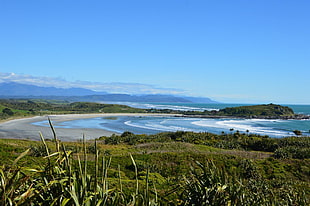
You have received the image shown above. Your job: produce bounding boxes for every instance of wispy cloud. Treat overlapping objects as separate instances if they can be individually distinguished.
[0,72,186,95]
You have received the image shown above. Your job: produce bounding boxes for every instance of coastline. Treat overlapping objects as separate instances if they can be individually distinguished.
[180,114,310,120]
[0,113,180,141]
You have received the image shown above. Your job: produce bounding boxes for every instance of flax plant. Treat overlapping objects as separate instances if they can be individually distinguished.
[0,149,34,206]
[0,118,160,205]
[179,160,309,206]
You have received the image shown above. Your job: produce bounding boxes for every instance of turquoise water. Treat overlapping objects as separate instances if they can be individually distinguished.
[122,102,310,115]
[33,103,310,137]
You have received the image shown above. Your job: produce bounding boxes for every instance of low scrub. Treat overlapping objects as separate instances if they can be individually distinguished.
[0,121,309,205]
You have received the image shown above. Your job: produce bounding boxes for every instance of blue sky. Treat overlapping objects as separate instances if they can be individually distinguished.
[0,0,309,104]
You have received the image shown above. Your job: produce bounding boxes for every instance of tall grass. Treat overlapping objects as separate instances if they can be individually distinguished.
[180,160,309,206]
[0,120,159,206]
[0,149,33,206]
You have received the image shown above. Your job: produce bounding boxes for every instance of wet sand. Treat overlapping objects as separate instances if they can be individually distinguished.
[0,113,178,141]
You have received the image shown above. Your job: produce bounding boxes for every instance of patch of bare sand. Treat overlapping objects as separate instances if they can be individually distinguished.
[0,113,179,141]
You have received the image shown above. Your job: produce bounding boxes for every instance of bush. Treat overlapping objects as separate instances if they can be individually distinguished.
[293,130,302,136]
[180,161,309,205]
[239,159,260,179]
[30,145,49,157]
[121,131,134,137]
[273,148,290,159]
[2,108,14,116]
[274,147,310,159]
[104,134,121,144]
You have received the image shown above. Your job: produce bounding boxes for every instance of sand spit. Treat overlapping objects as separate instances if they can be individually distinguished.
[0,113,179,141]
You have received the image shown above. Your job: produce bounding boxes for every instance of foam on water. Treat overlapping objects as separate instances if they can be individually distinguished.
[33,115,310,137]
[191,118,294,137]
[31,103,310,137]
[124,120,190,132]
[103,101,218,112]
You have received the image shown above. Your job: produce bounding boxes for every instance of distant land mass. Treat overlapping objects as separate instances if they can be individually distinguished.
[0,82,218,103]
[0,82,107,96]
[180,103,309,120]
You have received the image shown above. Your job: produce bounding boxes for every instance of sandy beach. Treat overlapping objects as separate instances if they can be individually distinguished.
[0,113,178,141]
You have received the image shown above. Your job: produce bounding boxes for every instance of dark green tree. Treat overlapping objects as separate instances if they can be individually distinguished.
[293,130,302,136]
[2,108,14,116]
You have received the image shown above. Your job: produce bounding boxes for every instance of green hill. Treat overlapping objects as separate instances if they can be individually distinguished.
[0,99,146,120]
[217,104,295,118]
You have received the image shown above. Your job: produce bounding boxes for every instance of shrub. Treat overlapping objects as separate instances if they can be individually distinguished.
[2,108,14,116]
[104,134,121,144]
[30,145,50,157]
[293,130,302,136]
[180,161,309,205]
[273,148,290,159]
[239,159,260,179]
[274,147,310,159]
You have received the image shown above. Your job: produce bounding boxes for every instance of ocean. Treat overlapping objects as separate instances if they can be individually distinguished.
[33,103,310,138]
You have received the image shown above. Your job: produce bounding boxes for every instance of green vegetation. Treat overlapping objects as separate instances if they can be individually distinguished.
[0,100,309,204]
[0,127,309,205]
[146,103,308,119]
[1,99,304,121]
[0,99,146,120]
[177,103,298,119]
[101,131,310,159]
[293,129,303,136]
[217,104,295,117]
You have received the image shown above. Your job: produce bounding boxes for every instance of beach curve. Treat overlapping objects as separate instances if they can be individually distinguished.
[0,113,179,141]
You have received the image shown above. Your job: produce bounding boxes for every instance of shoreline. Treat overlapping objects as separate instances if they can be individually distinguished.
[180,114,310,120]
[0,113,181,141]
[1,112,308,141]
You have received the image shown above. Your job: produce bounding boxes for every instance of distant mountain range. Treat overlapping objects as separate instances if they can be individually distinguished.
[0,82,107,96]
[0,82,218,103]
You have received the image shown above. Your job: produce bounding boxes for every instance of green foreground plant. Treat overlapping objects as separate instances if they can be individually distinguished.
[0,118,159,206]
[180,161,308,206]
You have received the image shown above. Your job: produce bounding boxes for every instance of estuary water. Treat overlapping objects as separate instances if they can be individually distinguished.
[33,103,310,138]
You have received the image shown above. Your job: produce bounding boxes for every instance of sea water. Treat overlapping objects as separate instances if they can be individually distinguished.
[33,103,310,137]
